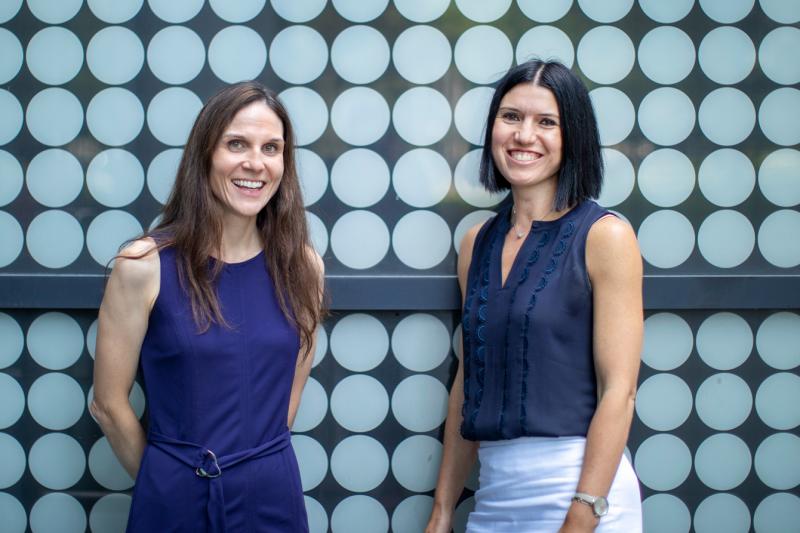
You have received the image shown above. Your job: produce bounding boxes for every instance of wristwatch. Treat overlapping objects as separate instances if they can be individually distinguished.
[572,492,609,518]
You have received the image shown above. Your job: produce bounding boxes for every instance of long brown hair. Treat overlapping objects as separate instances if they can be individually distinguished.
[143,81,324,356]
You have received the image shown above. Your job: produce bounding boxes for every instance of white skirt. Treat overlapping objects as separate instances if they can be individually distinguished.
[466,436,642,533]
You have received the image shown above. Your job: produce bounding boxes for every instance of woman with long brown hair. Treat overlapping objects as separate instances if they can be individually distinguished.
[91,81,324,532]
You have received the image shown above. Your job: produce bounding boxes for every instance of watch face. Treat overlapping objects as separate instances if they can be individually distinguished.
[593,496,609,517]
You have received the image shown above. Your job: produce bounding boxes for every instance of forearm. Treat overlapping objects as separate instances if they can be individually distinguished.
[433,414,479,513]
[91,401,147,478]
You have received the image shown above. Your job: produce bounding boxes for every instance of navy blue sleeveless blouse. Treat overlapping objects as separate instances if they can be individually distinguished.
[460,200,611,441]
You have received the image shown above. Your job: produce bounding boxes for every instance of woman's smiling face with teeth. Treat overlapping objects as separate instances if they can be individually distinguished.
[209,100,285,221]
[491,83,563,191]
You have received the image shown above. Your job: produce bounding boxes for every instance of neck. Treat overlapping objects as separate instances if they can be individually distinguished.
[510,186,559,229]
[218,212,262,263]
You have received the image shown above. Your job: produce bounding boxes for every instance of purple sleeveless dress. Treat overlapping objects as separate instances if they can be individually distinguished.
[126,247,308,532]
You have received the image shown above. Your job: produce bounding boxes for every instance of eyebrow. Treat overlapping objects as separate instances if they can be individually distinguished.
[498,106,559,118]
[221,132,284,143]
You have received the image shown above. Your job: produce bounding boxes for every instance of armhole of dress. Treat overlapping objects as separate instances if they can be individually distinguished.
[583,212,618,292]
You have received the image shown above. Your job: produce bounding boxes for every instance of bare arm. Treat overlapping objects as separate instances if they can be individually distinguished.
[560,216,643,532]
[90,239,160,478]
[426,223,484,533]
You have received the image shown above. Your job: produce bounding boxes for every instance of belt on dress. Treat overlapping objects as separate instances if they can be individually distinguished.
[147,429,291,533]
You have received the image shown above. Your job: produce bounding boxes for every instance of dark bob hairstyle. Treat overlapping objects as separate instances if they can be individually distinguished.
[479,59,603,211]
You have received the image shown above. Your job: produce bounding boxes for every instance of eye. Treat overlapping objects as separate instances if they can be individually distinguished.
[227,139,244,150]
[262,143,280,154]
[500,110,522,122]
[540,117,559,127]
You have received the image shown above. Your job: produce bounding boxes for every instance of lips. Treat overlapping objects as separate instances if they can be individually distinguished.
[232,178,265,190]
[508,150,542,162]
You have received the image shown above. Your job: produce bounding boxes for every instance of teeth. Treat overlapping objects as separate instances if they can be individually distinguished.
[510,151,539,161]
[232,179,264,189]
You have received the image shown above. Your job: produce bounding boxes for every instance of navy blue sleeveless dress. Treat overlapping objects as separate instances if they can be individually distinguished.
[126,247,308,533]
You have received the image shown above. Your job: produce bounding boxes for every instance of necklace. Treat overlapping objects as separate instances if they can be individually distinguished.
[510,204,556,239]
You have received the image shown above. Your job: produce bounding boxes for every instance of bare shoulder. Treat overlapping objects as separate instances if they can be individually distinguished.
[586,215,641,277]
[110,237,160,293]
[304,245,325,279]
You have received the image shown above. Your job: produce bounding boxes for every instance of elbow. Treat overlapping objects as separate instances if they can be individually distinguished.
[90,395,121,433]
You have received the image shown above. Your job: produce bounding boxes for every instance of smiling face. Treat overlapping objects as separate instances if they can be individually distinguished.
[209,100,285,222]
[490,82,563,193]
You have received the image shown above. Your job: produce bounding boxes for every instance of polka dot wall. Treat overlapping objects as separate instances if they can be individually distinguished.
[0,1,798,532]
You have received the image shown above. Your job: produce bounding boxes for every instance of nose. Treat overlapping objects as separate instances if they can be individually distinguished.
[514,120,537,144]
[241,150,265,172]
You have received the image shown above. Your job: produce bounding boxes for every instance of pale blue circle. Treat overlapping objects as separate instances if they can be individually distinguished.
[29,433,86,490]
[392,435,442,492]
[392,313,450,372]
[86,210,143,266]
[393,87,451,146]
[699,149,755,207]
[698,210,755,268]
[0,374,24,430]
[147,26,205,84]
[278,87,328,146]
[331,149,389,208]
[291,435,328,490]
[209,0,264,22]
[0,0,22,23]
[759,27,800,85]
[312,326,327,369]
[454,210,495,253]
[697,312,753,369]
[577,26,635,84]
[516,25,575,68]
[694,493,750,533]
[0,314,23,368]
[332,0,388,22]
[695,434,752,490]
[146,148,180,204]
[331,435,389,492]
[518,0,573,22]
[0,212,23,268]
[208,26,267,83]
[330,375,389,432]
[393,25,451,84]
[453,497,475,532]
[270,0,326,22]
[305,496,328,533]
[87,27,144,85]
[88,437,134,490]
[146,87,203,146]
[393,0,449,22]
[28,373,85,430]
[26,27,83,85]
[696,373,752,431]
[455,0,511,21]
[642,313,693,371]
[757,312,800,370]
[758,209,800,267]
[26,210,84,268]
[28,0,82,23]
[699,0,754,22]
[454,87,493,145]
[0,492,26,533]
[392,210,451,270]
[87,88,147,145]
[634,434,692,491]
[26,149,83,208]
[639,0,694,22]
[147,0,203,23]
[306,211,328,256]
[392,495,434,533]
[0,29,23,84]
[87,0,143,23]
[30,493,87,533]
[87,149,144,208]
[638,88,696,146]
[759,88,800,146]
[0,90,22,145]
[27,88,84,146]
[755,433,800,489]
[638,27,695,84]
[636,374,693,431]
[88,494,131,533]
[331,496,388,533]
[0,434,25,486]
[331,88,389,146]
[642,494,691,533]
[392,149,451,208]
[699,27,755,85]
[27,312,84,370]
[759,0,800,22]
[754,493,800,533]
[297,149,327,206]
[331,25,389,84]
[756,373,800,430]
[454,149,509,207]
[454,25,513,84]
[597,148,634,207]
[269,26,328,84]
[638,210,696,269]
[330,313,389,371]
[577,0,633,22]
[590,87,635,146]
[391,374,448,432]
[293,377,327,432]
[759,149,800,207]
[0,151,22,206]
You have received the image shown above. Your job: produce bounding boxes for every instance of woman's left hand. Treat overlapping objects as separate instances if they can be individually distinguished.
[558,502,599,532]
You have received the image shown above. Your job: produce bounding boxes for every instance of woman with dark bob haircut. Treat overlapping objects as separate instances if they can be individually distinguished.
[427,60,643,532]
[92,81,324,532]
